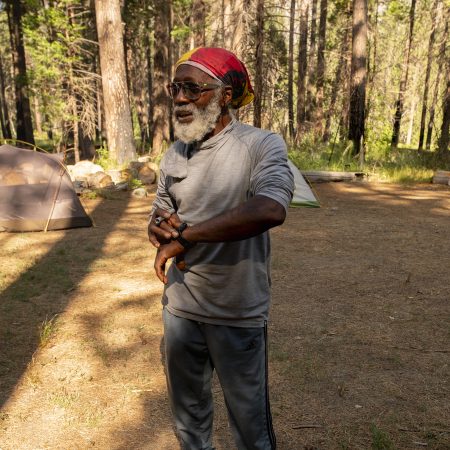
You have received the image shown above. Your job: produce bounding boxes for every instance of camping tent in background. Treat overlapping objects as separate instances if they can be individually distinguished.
[288,160,320,208]
[0,144,92,232]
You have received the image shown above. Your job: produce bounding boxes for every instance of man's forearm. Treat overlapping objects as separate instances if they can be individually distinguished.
[182,195,286,243]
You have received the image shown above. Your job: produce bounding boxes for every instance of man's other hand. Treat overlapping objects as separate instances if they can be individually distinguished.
[148,208,182,248]
[154,240,185,284]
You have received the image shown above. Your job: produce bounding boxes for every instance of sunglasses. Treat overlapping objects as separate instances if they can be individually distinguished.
[166,81,223,101]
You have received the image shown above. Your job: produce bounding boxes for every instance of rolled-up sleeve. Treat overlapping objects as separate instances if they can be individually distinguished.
[249,133,295,211]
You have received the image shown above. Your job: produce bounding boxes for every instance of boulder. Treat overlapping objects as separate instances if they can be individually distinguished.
[106,169,132,184]
[113,181,129,191]
[128,161,143,178]
[137,165,157,185]
[73,180,89,194]
[146,162,159,173]
[127,160,157,184]
[67,160,104,181]
[87,172,114,189]
[132,187,147,198]
[120,168,133,182]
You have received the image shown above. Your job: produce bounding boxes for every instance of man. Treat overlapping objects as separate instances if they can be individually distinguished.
[148,47,294,450]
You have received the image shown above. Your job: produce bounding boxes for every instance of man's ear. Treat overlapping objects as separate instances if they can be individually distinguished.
[222,86,233,107]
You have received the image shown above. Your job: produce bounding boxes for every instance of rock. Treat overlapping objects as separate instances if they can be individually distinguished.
[87,172,114,189]
[120,169,133,182]
[73,179,88,190]
[132,187,147,198]
[127,160,158,183]
[137,165,156,185]
[106,169,130,184]
[113,181,129,191]
[146,162,159,173]
[128,161,143,178]
[69,160,104,181]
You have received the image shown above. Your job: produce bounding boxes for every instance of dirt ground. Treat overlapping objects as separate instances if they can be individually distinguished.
[0,182,449,450]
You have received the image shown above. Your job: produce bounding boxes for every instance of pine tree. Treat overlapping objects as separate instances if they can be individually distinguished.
[95,0,136,164]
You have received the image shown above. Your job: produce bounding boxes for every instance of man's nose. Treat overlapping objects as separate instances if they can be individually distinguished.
[174,86,190,104]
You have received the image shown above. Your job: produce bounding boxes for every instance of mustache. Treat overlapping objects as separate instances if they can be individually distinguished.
[173,104,196,114]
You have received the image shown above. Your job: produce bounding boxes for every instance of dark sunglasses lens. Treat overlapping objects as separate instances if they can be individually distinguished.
[168,82,202,100]
[184,83,202,98]
[168,83,180,97]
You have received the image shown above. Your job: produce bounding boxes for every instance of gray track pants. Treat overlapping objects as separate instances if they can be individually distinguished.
[163,308,276,450]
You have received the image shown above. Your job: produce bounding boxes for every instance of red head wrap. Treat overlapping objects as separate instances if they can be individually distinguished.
[176,47,254,109]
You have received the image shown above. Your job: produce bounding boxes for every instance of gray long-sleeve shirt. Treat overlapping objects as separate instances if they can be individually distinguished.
[151,119,294,327]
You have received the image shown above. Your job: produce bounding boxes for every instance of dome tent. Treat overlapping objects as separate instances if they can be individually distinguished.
[0,144,92,232]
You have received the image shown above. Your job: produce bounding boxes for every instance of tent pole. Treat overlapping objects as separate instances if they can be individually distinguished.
[44,165,65,232]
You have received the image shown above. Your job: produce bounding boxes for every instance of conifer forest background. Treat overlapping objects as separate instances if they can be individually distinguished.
[0,0,449,178]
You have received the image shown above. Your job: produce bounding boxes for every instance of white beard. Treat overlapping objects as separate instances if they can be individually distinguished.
[173,89,223,144]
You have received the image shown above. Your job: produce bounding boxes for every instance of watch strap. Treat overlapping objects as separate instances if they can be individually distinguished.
[175,222,195,249]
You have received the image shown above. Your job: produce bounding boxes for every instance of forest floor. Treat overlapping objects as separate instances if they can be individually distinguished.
[0,182,449,450]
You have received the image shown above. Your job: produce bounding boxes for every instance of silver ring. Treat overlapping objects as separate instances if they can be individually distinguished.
[154,216,165,226]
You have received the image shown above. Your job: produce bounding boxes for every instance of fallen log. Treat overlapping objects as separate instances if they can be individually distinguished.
[301,170,365,182]
[432,170,450,185]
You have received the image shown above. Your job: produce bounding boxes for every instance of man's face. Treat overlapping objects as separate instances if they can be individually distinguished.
[172,65,224,144]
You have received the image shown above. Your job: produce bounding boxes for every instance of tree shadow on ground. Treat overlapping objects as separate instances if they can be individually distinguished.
[0,194,131,408]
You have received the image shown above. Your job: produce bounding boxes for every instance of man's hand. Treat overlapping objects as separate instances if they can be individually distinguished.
[148,208,182,248]
[154,240,185,284]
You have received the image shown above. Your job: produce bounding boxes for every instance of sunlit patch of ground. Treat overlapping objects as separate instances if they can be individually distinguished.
[1,183,449,449]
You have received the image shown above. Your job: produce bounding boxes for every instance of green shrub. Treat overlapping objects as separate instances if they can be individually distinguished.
[129,178,143,190]
[370,423,395,450]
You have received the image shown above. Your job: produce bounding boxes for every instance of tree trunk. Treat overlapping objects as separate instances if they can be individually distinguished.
[365,0,378,128]
[146,28,154,147]
[406,65,419,145]
[418,0,439,150]
[437,65,450,153]
[6,0,35,146]
[339,22,352,141]
[253,0,264,128]
[230,0,246,58]
[323,18,349,142]
[191,0,206,48]
[221,1,246,59]
[72,100,80,163]
[314,0,327,134]
[306,0,317,122]
[33,96,42,134]
[0,54,12,140]
[287,0,296,139]
[151,0,171,156]
[95,0,136,164]
[348,0,367,157]
[426,71,442,150]
[391,0,416,147]
[296,0,308,136]
[426,17,447,150]
[66,5,79,163]
[168,1,174,142]
[79,127,96,160]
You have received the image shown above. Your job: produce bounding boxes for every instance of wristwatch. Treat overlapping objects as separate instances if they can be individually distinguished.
[175,222,196,250]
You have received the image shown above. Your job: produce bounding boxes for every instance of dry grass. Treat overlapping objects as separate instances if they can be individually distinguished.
[0,183,449,449]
